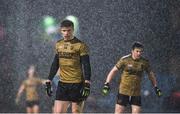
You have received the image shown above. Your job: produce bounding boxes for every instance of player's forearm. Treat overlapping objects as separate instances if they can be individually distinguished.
[148,71,157,87]
[48,54,59,81]
[105,66,118,83]
[18,84,25,96]
[80,55,91,81]
[16,92,21,98]
[16,89,23,99]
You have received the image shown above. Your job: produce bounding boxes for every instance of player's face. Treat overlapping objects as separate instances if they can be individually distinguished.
[28,66,35,77]
[132,48,143,59]
[60,27,74,40]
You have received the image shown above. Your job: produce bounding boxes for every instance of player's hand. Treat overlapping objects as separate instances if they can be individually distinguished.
[45,81,52,97]
[81,82,90,99]
[15,98,19,105]
[154,87,162,97]
[102,83,110,96]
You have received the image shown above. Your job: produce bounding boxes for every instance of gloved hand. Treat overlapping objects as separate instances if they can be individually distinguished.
[45,82,52,97]
[154,87,162,97]
[102,83,110,96]
[81,82,90,99]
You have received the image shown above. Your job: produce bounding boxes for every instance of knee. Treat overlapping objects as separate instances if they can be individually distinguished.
[72,109,80,113]
[115,108,124,113]
[33,105,39,113]
[132,105,141,113]
[115,104,125,113]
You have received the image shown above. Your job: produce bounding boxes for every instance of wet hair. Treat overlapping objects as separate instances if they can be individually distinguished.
[60,20,74,28]
[132,42,144,50]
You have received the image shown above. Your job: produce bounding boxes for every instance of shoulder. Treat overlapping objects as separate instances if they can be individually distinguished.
[141,56,149,62]
[73,37,82,42]
[73,37,89,48]
[55,39,64,49]
[116,54,131,64]
[73,37,87,45]
[56,39,64,44]
[121,54,131,60]
[22,79,28,85]
[34,77,43,83]
[140,56,150,65]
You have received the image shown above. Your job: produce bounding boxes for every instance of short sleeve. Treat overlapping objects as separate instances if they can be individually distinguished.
[22,80,27,87]
[55,43,58,54]
[144,60,152,73]
[35,78,44,84]
[115,57,124,70]
[80,43,89,56]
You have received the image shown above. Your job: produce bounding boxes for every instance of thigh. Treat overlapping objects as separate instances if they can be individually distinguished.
[54,100,70,113]
[116,93,130,106]
[131,105,141,113]
[26,107,33,113]
[32,105,39,113]
[115,103,126,113]
[72,101,84,113]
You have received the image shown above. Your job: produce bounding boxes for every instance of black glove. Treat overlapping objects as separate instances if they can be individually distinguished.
[81,83,90,99]
[45,82,52,97]
[154,87,162,97]
[102,83,110,96]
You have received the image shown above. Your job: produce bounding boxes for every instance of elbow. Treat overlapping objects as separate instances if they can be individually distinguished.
[112,66,119,73]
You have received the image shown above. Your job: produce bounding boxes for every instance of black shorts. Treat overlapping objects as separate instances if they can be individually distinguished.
[26,100,39,108]
[116,93,141,106]
[55,81,84,102]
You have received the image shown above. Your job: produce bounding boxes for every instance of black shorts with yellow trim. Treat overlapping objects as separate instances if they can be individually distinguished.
[55,81,84,102]
[116,93,141,106]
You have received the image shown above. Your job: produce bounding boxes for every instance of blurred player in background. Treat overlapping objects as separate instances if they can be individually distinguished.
[15,65,46,113]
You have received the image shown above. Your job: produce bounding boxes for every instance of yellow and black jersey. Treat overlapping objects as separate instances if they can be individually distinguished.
[116,54,151,96]
[23,77,43,101]
[55,37,89,83]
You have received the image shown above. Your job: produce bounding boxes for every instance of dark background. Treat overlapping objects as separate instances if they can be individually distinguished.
[0,0,179,113]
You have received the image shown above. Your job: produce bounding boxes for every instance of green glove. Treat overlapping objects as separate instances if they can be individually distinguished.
[154,87,162,97]
[81,83,90,98]
[102,83,110,96]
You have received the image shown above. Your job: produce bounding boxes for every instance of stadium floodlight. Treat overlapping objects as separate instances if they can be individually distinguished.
[42,16,57,35]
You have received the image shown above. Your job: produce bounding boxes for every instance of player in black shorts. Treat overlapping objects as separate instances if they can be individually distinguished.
[46,20,91,113]
[16,65,46,113]
[102,42,162,113]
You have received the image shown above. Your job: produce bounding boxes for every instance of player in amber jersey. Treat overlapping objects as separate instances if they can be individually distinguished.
[102,42,162,113]
[15,65,46,113]
[46,20,91,113]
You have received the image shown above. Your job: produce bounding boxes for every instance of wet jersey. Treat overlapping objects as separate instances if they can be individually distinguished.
[116,54,151,96]
[55,37,89,83]
[23,77,43,101]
